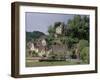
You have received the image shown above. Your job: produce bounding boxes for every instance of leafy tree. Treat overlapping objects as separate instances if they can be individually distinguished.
[64,15,89,50]
[81,16,89,41]
[47,22,66,45]
[48,25,55,37]
[48,22,66,37]
[67,15,89,41]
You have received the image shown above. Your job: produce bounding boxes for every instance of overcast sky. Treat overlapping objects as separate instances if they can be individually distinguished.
[25,12,76,34]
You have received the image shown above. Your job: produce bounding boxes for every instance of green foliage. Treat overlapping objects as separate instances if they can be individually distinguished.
[32,51,38,57]
[78,40,89,63]
[67,15,89,41]
[26,31,45,42]
[47,26,55,46]
[26,32,33,42]
[48,25,55,36]
[80,47,89,63]
[31,31,45,40]
[65,37,74,48]
[78,39,89,51]
[62,37,78,49]
[46,35,54,46]
[46,16,89,60]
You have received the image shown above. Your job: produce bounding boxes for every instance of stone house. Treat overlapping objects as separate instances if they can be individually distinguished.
[27,36,51,57]
[54,23,64,38]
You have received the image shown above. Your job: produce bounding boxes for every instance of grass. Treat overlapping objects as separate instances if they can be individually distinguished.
[26,59,85,67]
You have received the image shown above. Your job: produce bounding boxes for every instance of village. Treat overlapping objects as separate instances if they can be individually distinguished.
[26,22,81,67]
[26,15,89,67]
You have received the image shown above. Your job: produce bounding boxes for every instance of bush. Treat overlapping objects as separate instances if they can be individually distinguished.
[78,39,89,51]
[32,51,38,57]
[80,47,89,63]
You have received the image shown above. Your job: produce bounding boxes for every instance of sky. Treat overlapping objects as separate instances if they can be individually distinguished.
[25,12,76,34]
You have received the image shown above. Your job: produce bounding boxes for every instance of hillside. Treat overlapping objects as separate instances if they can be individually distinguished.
[26,31,45,42]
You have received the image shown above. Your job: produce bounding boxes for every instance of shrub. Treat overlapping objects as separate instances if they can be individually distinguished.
[80,47,89,63]
[32,51,38,57]
[78,39,89,51]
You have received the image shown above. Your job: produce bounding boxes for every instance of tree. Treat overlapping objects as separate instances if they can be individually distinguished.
[48,25,55,37]
[67,15,89,40]
[47,25,55,45]
[65,15,89,50]
[47,22,66,45]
